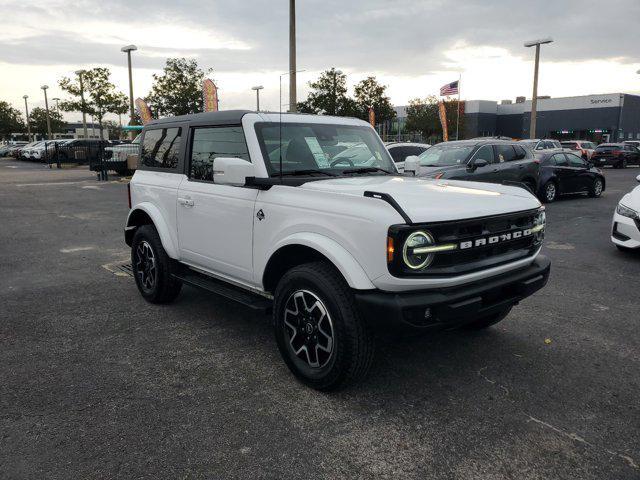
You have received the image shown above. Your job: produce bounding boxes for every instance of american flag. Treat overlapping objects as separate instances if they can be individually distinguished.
[440,80,459,96]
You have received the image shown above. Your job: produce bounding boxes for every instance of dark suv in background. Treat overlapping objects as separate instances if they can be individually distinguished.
[591,143,640,169]
[411,139,540,193]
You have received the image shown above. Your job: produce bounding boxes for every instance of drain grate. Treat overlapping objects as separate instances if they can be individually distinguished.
[102,260,134,278]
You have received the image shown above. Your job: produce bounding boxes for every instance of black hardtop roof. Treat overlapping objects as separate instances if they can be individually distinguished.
[145,110,253,127]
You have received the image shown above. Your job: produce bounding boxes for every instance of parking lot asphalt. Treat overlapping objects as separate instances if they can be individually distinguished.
[0,158,639,480]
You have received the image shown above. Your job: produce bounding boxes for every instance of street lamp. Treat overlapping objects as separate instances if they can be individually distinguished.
[74,70,88,139]
[121,44,138,139]
[332,69,343,115]
[251,86,264,111]
[524,37,553,139]
[41,85,52,140]
[289,0,297,112]
[23,95,31,142]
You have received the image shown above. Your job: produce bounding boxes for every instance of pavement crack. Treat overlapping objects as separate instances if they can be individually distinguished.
[526,414,639,471]
[477,366,509,396]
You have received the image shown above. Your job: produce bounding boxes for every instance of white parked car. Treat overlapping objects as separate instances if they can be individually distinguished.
[611,174,640,251]
[104,135,141,174]
[125,111,550,390]
[385,142,431,172]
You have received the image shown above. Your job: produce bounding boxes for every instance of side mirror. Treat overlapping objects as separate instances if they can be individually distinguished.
[213,157,255,186]
[636,174,640,183]
[472,158,489,170]
[404,156,420,176]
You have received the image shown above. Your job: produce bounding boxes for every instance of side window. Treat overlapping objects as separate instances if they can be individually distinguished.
[474,145,495,163]
[535,141,545,151]
[140,127,182,169]
[190,126,250,181]
[495,145,517,162]
[567,153,586,168]
[406,146,428,157]
[513,145,530,160]
[388,146,407,163]
[552,153,568,166]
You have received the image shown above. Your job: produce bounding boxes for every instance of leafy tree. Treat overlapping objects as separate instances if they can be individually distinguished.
[405,97,465,142]
[354,76,396,124]
[58,68,128,138]
[28,107,65,137]
[297,68,361,117]
[146,58,212,117]
[0,101,25,140]
[405,96,440,139]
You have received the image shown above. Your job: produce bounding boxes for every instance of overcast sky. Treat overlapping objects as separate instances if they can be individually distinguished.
[1,0,639,122]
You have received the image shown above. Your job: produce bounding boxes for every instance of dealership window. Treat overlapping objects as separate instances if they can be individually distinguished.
[140,128,182,169]
[189,126,250,182]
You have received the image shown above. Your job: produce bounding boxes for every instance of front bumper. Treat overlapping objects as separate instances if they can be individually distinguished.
[354,255,551,333]
[611,213,640,249]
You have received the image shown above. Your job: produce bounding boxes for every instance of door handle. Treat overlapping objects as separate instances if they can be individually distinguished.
[178,197,195,207]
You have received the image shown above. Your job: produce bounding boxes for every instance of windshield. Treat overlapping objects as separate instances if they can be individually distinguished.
[255,122,395,176]
[417,144,475,167]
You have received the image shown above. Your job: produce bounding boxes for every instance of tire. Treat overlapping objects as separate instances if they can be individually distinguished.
[131,225,182,304]
[616,158,627,169]
[589,177,603,198]
[273,261,375,391]
[463,307,513,330]
[541,181,557,203]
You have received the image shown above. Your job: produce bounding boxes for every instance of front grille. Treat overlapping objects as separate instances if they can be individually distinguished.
[389,209,542,277]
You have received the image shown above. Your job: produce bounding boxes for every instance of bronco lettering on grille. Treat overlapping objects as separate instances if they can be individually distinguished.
[459,229,533,250]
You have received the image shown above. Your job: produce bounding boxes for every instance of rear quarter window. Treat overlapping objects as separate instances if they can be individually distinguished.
[140,127,182,170]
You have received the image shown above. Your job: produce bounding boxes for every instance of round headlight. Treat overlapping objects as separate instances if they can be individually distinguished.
[403,231,435,270]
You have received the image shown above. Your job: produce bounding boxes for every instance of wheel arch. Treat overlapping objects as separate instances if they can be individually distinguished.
[125,203,179,259]
[262,234,375,293]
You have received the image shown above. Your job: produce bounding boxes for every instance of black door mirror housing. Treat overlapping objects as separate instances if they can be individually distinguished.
[472,158,489,170]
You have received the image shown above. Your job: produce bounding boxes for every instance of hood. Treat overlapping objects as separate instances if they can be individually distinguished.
[300,176,541,223]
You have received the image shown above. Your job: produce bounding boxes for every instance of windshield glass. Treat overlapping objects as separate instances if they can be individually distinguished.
[417,144,475,167]
[255,122,395,176]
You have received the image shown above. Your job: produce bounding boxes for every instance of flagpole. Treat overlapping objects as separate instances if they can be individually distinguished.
[456,73,461,140]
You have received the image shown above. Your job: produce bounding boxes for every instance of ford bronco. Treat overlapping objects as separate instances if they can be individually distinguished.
[125,110,550,390]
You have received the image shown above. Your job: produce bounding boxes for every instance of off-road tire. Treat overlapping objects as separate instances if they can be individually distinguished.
[131,225,182,304]
[273,261,375,391]
[463,307,513,330]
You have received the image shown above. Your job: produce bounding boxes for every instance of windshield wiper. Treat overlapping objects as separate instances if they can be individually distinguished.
[341,167,393,175]
[274,169,337,177]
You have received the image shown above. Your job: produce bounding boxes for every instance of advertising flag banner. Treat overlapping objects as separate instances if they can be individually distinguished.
[203,79,219,112]
[368,107,375,128]
[438,101,449,142]
[135,98,153,125]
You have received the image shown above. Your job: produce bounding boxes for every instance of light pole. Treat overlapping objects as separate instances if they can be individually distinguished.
[332,69,343,115]
[23,95,31,142]
[525,37,553,139]
[41,85,52,140]
[289,0,297,112]
[74,70,88,139]
[121,44,137,139]
[251,86,264,111]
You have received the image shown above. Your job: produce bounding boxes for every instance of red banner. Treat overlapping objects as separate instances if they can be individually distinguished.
[203,79,219,112]
[135,98,153,125]
[438,101,448,142]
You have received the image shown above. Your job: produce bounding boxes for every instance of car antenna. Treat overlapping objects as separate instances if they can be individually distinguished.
[279,74,283,184]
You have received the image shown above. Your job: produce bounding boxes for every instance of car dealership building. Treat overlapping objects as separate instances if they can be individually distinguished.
[463,93,640,143]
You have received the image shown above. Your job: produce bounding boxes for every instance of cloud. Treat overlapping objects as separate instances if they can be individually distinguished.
[1,0,639,115]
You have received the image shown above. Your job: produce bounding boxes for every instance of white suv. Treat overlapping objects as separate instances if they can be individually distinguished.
[125,111,550,390]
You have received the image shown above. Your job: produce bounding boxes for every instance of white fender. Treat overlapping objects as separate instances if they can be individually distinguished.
[266,232,375,290]
[126,202,179,259]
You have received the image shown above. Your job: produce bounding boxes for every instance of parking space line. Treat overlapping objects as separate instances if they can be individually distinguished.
[60,246,96,253]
